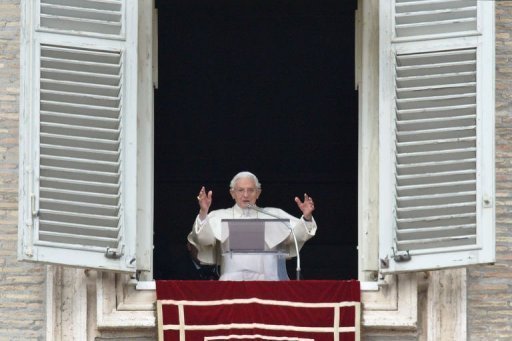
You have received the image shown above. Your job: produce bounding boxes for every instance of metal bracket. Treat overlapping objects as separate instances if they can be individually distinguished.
[105,246,124,259]
[380,257,389,269]
[392,248,411,262]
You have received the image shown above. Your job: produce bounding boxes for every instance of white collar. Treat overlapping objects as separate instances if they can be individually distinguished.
[232,204,257,218]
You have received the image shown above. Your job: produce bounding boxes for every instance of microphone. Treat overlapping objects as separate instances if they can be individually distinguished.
[246,203,281,219]
[246,204,302,280]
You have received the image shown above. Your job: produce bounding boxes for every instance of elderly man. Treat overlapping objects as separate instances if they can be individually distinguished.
[187,171,317,280]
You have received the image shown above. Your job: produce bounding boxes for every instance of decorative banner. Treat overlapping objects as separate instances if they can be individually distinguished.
[156,280,360,341]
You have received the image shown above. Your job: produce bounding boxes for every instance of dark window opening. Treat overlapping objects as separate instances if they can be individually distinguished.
[153,0,358,280]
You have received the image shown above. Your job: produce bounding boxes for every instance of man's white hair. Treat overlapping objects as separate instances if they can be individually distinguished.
[229,171,262,190]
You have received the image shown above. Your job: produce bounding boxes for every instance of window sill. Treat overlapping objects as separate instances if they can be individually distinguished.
[96,274,418,330]
[361,273,418,330]
[96,272,156,329]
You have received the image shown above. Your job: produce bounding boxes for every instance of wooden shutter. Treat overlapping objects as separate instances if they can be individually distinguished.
[379,0,495,273]
[19,0,140,272]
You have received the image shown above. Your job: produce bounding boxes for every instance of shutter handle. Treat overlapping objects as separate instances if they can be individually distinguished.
[392,247,411,263]
[30,193,38,217]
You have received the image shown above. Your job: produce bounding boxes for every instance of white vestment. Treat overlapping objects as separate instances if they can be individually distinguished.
[187,204,317,281]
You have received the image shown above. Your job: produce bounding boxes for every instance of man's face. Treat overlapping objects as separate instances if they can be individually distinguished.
[230,177,261,208]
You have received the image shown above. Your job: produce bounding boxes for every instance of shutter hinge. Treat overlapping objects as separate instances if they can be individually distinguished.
[105,245,124,259]
[380,257,389,269]
[392,247,411,263]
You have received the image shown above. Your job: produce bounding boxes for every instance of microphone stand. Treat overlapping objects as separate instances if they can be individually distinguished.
[247,204,301,280]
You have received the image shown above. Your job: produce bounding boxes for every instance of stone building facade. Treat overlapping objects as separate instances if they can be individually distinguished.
[467,2,512,339]
[0,1,46,339]
[0,0,510,340]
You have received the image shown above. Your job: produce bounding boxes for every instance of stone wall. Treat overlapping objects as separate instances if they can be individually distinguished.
[0,1,46,340]
[1,1,511,340]
[467,1,512,340]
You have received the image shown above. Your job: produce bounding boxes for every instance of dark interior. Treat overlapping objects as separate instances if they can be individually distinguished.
[153,0,358,280]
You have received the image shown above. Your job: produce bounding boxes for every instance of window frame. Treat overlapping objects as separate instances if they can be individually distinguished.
[97,0,418,331]
[41,0,492,334]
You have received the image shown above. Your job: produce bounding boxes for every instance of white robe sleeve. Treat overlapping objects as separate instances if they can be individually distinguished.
[187,214,218,265]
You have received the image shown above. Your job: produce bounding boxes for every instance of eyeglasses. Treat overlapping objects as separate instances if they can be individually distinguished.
[232,187,259,195]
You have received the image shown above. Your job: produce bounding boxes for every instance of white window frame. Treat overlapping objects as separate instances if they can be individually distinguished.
[356,0,419,329]
[43,0,493,335]
[91,0,419,332]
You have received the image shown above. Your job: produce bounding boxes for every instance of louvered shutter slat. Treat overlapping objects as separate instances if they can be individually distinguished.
[396,18,475,38]
[41,187,119,206]
[41,112,119,129]
[40,0,123,36]
[397,82,476,99]
[41,90,120,108]
[38,231,120,248]
[398,182,476,200]
[41,101,120,119]
[41,144,119,162]
[40,166,119,183]
[38,43,124,254]
[398,127,476,143]
[398,170,476,187]
[398,148,475,165]
[397,191,476,206]
[41,133,120,151]
[396,6,476,25]
[39,220,119,238]
[397,235,477,250]
[40,178,119,195]
[397,115,475,130]
[397,213,476,229]
[40,210,119,228]
[397,93,476,110]
[41,80,120,97]
[41,4,121,22]
[41,69,120,86]
[397,104,475,121]
[398,159,476,176]
[397,201,476,219]
[397,136,476,154]
[395,0,477,38]
[397,72,476,88]
[40,61,120,75]
[396,0,475,13]
[40,198,119,216]
[42,0,121,11]
[41,155,119,173]
[41,122,120,140]
[397,224,476,239]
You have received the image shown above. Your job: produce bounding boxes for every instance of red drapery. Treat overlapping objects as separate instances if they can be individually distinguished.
[156,280,360,341]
